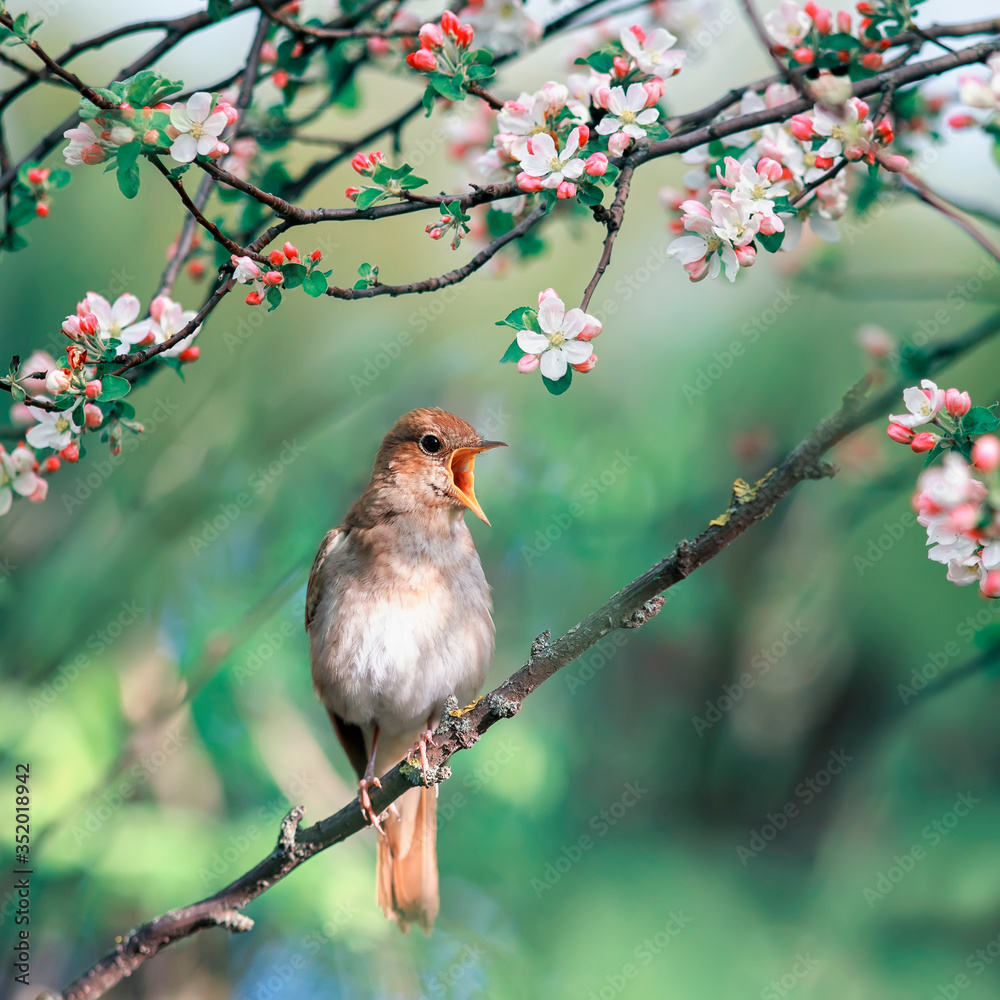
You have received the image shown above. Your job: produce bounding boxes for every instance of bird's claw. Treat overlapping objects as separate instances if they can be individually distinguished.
[406,728,436,785]
[358,775,384,834]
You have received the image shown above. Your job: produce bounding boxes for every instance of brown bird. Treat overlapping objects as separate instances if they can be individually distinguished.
[305,407,503,932]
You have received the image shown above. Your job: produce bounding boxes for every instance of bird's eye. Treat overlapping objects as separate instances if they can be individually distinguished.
[419,434,442,454]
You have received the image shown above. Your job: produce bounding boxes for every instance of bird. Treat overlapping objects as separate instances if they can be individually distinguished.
[305,407,504,933]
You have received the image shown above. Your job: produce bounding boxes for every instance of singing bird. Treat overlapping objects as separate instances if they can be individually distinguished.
[305,408,503,932]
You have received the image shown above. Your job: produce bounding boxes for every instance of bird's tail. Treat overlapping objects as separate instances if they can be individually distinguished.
[377,783,438,933]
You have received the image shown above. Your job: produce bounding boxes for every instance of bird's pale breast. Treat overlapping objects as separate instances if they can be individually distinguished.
[309,513,494,740]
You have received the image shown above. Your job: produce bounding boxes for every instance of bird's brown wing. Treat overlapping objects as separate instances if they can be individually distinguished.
[304,526,347,633]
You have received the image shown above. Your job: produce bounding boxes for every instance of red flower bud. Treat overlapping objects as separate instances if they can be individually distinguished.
[44,455,61,472]
[35,201,49,217]
[272,69,289,89]
[792,46,814,64]
[263,270,283,286]
[245,290,263,305]
[269,250,285,266]
[909,432,939,453]
[60,442,80,463]
[310,249,322,261]
[26,167,49,186]
[454,23,474,47]
[85,379,102,399]
[440,10,460,35]
[406,48,438,72]
[178,346,200,363]
[283,241,299,260]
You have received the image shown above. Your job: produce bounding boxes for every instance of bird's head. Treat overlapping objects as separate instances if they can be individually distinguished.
[361,407,506,526]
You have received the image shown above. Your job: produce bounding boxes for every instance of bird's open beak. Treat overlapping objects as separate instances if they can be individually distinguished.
[448,441,506,526]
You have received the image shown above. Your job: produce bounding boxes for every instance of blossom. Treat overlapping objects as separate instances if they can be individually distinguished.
[62,121,106,165]
[143,295,201,357]
[619,25,684,77]
[460,0,541,54]
[764,1,811,49]
[231,254,262,283]
[25,401,81,451]
[168,93,228,163]
[811,99,874,160]
[517,131,585,190]
[0,445,41,516]
[515,292,599,380]
[889,379,945,429]
[916,452,984,512]
[723,157,788,220]
[81,292,142,342]
[959,55,1000,110]
[595,84,659,140]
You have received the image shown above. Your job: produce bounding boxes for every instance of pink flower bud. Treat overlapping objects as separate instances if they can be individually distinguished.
[643,78,665,107]
[575,124,590,146]
[948,113,978,129]
[757,213,782,236]
[944,388,972,418]
[857,324,893,358]
[836,10,851,32]
[441,10,460,34]
[973,434,1000,471]
[584,152,608,176]
[876,119,894,144]
[406,48,438,71]
[612,56,630,77]
[814,155,835,170]
[734,244,756,268]
[345,186,361,201]
[216,101,239,125]
[577,317,602,341]
[789,114,815,140]
[516,171,544,193]
[556,181,577,199]
[454,23,474,47]
[426,226,445,240]
[571,352,598,373]
[84,403,103,427]
[81,144,106,165]
[910,432,940,453]
[79,313,100,337]
[813,7,832,33]
[143,129,160,144]
[45,369,72,395]
[886,422,914,444]
[756,157,783,182]
[684,258,709,282]
[246,290,263,305]
[861,52,883,71]
[263,270,283,286]
[260,41,278,62]
[627,23,646,44]
[178,346,200,363]
[66,345,87,369]
[608,132,631,156]
[368,37,390,56]
[272,69,289,89]
[418,22,445,48]
[593,86,611,110]
[269,250,285,266]
[537,287,559,305]
[351,153,372,174]
[28,479,48,504]
[26,167,49,186]
[792,47,814,64]
[310,249,322,262]
[60,442,80,463]
[85,379,102,399]
[982,570,1000,598]
[34,200,49,217]
[43,455,60,472]
[517,354,540,374]
[150,294,169,322]
[880,154,910,173]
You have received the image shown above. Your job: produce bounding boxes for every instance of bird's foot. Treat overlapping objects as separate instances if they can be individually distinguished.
[358,775,384,834]
[406,728,436,785]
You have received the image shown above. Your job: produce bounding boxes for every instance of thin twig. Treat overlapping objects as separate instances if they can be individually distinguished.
[580,164,633,311]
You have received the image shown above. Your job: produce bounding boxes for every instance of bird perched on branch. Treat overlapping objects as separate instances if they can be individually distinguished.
[305,407,503,932]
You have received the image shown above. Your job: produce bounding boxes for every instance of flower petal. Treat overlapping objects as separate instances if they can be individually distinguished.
[537,295,566,334]
[516,329,549,354]
[561,307,587,338]
[562,339,593,363]
[186,92,213,123]
[540,347,567,380]
[170,134,198,163]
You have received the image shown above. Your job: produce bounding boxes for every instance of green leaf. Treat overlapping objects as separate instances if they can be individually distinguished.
[397,174,428,190]
[581,52,615,73]
[281,262,308,289]
[354,187,385,211]
[0,230,29,252]
[48,169,72,189]
[430,73,465,102]
[97,375,131,402]
[421,82,437,117]
[577,184,603,207]
[495,306,539,331]
[821,32,861,49]
[470,48,494,64]
[357,262,372,278]
[963,406,1000,436]
[542,367,573,395]
[756,230,785,254]
[465,64,496,81]
[353,280,368,290]
[116,143,141,199]
[208,0,232,20]
[499,338,523,364]
[266,285,282,311]
[303,270,328,296]
[7,198,37,226]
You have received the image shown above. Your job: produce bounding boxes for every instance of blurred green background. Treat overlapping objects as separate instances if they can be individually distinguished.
[4,2,1000,998]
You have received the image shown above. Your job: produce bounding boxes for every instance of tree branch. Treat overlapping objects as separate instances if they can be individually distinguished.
[54,308,1000,1000]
